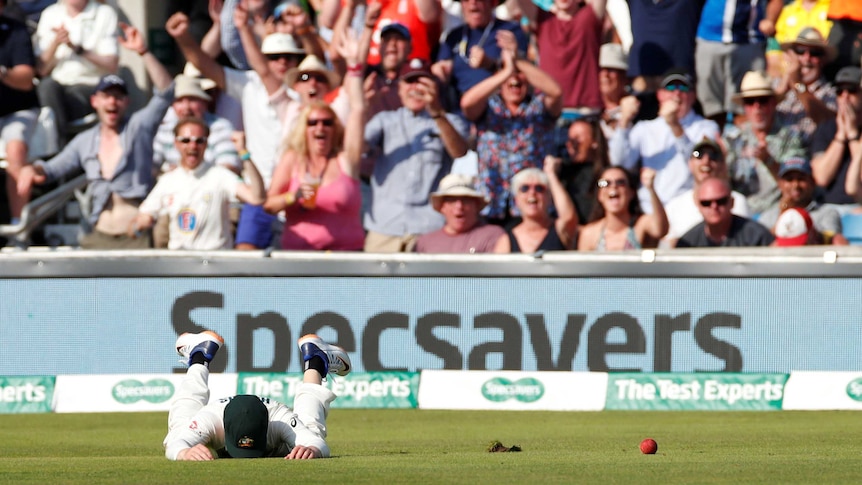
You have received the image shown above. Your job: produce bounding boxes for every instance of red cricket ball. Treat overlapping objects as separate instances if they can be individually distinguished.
[640,438,658,454]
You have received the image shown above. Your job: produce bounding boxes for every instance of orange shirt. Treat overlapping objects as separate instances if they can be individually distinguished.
[366,0,442,65]
[828,0,862,21]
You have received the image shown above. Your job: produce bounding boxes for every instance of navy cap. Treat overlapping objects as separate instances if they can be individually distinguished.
[94,74,128,95]
[779,156,812,177]
[661,67,693,89]
[381,22,411,41]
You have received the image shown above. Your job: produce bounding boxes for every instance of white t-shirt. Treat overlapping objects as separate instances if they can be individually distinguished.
[35,1,119,86]
[223,68,286,188]
[138,163,241,250]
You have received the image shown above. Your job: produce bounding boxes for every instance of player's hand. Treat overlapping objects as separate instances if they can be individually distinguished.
[177,444,214,461]
[285,445,321,459]
[166,13,191,39]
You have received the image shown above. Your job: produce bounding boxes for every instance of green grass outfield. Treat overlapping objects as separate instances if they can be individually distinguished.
[1,409,860,484]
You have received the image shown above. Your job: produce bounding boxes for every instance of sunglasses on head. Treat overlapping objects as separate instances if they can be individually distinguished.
[518,184,546,194]
[307,117,335,127]
[299,72,329,84]
[837,84,861,95]
[692,148,722,161]
[792,45,824,58]
[743,96,772,106]
[597,178,628,189]
[663,83,690,93]
[176,136,207,145]
[699,195,731,208]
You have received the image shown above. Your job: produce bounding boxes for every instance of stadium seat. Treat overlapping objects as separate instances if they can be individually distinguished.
[841,212,862,246]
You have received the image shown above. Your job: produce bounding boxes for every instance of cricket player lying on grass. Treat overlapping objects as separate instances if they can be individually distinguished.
[163,331,351,460]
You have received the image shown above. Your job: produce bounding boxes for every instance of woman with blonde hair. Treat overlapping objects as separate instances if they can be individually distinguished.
[263,39,365,250]
[577,166,668,251]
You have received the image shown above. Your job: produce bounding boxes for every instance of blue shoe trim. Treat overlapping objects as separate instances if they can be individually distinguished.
[300,342,329,375]
[190,340,220,364]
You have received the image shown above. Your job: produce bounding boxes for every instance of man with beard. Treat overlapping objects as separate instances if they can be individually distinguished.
[664,139,750,247]
[775,27,837,145]
[724,70,805,216]
[756,156,847,245]
[17,22,173,249]
[168,9,306,250]
[362,59,469,252]
[131,118,264,250]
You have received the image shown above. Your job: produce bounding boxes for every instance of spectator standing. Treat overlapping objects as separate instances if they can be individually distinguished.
[757,156,847,245]
[18,22,173,249]
[168,11,306,250]
[557,117,609,224]
[153,75,241,175]
[723,70,805,216]
[414,173,505,253]
[493,159,578,253]
[132,119,264,250]
[515,0,606,114]
[775,27,837,145]
[0,0,39,224]
[626,0,704,93]
[461,41,561,225]
[664,139,750,247]
[263,36,366,251]
[609,68,720,214]
[810,65,862,213]
[362,0,442,65]
[432,0,528,103]
[578,166,667,251]
[598,42,633,137]
[35,0,119,146]
[694,0,782,130]
[363,59,468,253]
[676,177,775,247]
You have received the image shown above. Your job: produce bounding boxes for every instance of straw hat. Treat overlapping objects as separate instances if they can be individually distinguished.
[430,174,488,212]
[779,27,837,63]
[284,55,339,88]
[174,75,212,102]
[731,71,775,103]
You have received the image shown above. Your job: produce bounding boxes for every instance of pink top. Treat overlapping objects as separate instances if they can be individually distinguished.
[279,166,365,251]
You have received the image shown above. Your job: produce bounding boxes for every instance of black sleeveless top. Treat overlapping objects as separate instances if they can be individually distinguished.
[507,224,567,253]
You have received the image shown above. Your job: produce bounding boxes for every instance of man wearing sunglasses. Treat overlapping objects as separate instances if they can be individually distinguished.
[664,139,750,247]
[810,65,862,214]
[17,22,174,249]
[775,27,838,145]
[676,177,774,248]
[723,70,805,216]
[609,68,720,215]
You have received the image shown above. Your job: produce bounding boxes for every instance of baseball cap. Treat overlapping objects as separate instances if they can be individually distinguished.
[223,395,269,458]
[691,138,723,160]
[94,74,128,95]
[381,22,411,41]
[835,66,862,87]
[774,207,814,247]
[660,68,693,89]
[261,33,305,55]
[778,157,812,177]
[174,75,212,102]
[399,58,433,81]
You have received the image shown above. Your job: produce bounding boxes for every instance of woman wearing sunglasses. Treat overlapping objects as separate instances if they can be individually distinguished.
[263,37,366,251]
[493,156,578,253]
[577,166,668,251]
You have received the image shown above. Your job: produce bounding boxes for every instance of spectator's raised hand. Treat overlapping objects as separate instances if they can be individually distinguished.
[233,0,250,30]
[208,0,224,24]
[336,28,362,66]
[659,97,680,126]
[500,48,516,76]
[119,22,147,55]
[468,45,486,69]
[363,70,379,100]
[496,30,518,59]
[417,77,442,114]
[281,3,311,34]
[166,12,191,39]
[641,167,657,191]
[231,131,247,153]
[365,2,382,29]
[784,49,801,84]
[618,95,641,127]
[543,155,562,177]
[758,18,776,37]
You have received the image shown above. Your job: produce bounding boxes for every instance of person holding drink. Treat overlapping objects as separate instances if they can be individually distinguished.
[263,34,365,251]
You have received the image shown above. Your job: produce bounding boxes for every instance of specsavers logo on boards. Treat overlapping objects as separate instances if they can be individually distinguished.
[0,376,54,413]
[481,377,544,403]
[112,379,175,404]
[238,372,419,409]
[845,377,862,402]
[606,373,788,410]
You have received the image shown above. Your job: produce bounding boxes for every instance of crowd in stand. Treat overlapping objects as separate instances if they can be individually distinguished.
[1,0,862,252]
